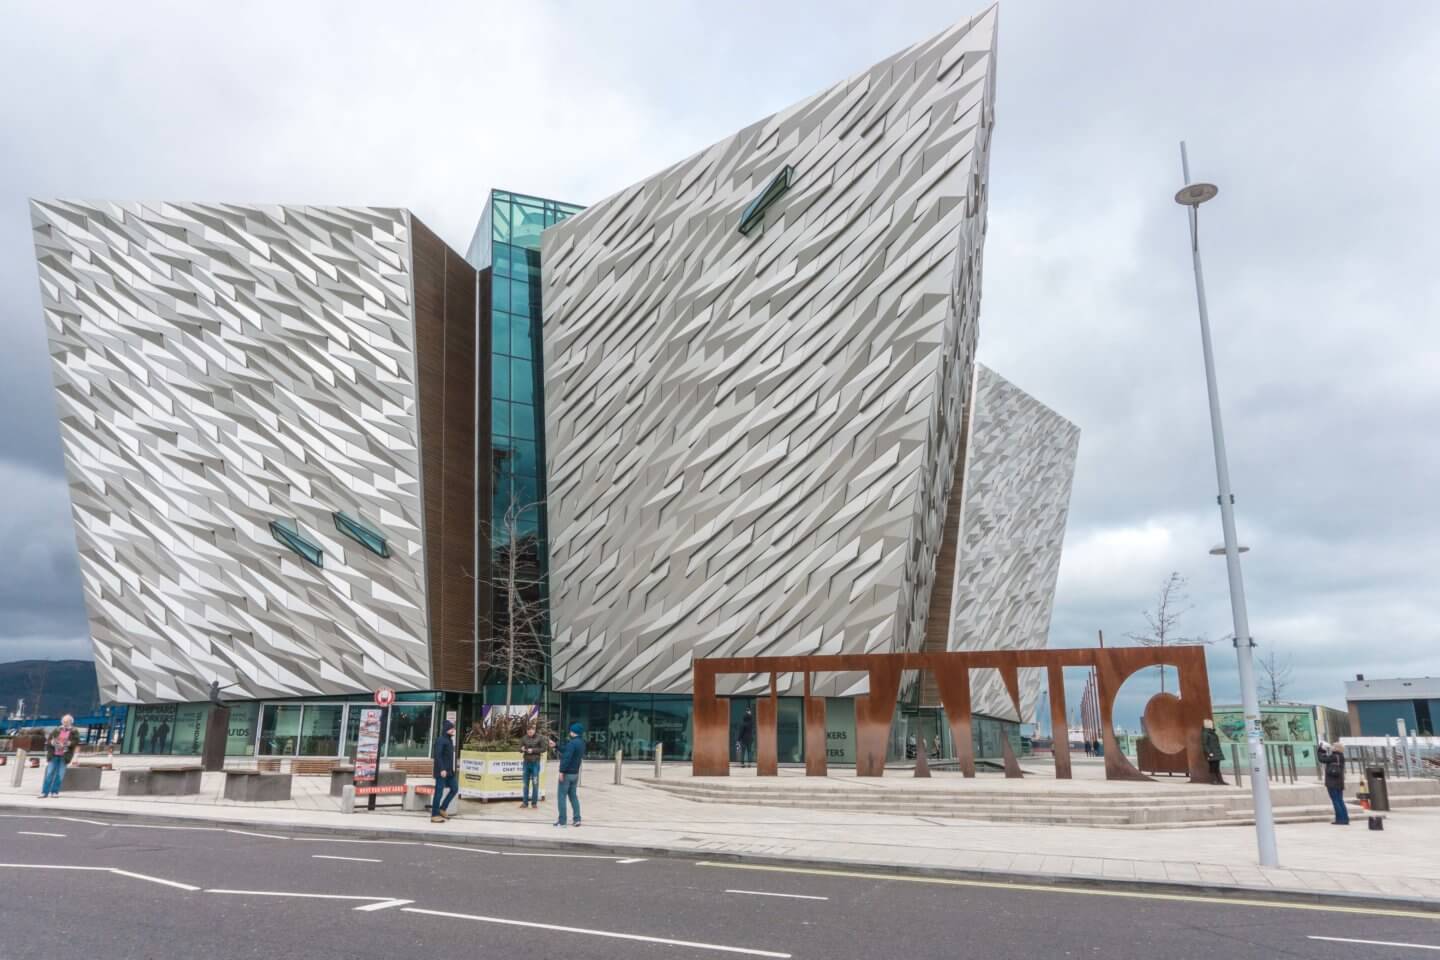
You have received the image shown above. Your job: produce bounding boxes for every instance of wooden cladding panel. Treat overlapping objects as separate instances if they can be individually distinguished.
[412,217,479,692]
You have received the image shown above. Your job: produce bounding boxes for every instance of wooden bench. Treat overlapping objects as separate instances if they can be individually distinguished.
[291,758,335,776]
[223,770,292,802]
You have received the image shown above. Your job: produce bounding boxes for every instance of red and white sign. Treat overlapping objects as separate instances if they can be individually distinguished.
[373,687,396,708]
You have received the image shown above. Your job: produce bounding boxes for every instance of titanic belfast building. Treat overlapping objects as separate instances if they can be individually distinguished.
[30,6,1079,764]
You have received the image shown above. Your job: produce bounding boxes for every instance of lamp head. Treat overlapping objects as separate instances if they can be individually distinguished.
[1175,182,1219,207]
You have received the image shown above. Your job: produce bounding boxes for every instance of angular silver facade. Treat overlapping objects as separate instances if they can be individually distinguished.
[541,10,1005,696]
[32,201,434,704]
[956,365,1081,721]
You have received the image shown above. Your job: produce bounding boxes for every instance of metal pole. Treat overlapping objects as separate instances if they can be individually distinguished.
[1178,142,1278,867]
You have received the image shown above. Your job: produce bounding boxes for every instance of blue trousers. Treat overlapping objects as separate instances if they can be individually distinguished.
[430,774,458,817]
[42,757,67,796]
[556,773,580,824]
[522,759,541,804]
[1327,786,1349,824]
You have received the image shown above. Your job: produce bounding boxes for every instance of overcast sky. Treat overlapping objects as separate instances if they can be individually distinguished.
[1,1,1436,723]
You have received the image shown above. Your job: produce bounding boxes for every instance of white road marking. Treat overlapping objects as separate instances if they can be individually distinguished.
[226,829,292,841]
[423,842,500,855]
[114,824,224,833]
[354,898,413,912]
[110,869,202,891]
[0,814,111,826]
[1309,936,1440,951]
[616,858,648,864]
[401,906,791,958]
[206,889,391,901]
[499,851,631,861]
[17,831,66,838]
[312,854,383,863]
[0,864,198,891]
[725,889,829,902]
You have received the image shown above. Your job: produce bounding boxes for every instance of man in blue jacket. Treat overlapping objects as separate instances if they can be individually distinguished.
[430,719,458,823]
[554,722,585,827]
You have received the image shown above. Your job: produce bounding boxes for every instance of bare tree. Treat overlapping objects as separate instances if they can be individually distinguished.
[1126,572,1210,693]
[1258,648,1293,704]
[467,472,549,714]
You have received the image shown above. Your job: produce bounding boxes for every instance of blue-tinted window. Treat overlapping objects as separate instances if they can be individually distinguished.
[491,200,512,243]
[510,278,532,316]
[493,355,512,401]
[509,358,534,405]
[492,399,510,438]
[269,519,323,568]
[332,512,389,559]
[492,275,511,312]
[492,309,510,355]
[739,164,795,236]
[509,402,536,441]
[493,243,512,277]
[509,314,532,361]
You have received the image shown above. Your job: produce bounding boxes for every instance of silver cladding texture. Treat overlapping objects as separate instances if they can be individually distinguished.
[955,365,1080,721]
[32,201,433,704]
[541,10,1000,696]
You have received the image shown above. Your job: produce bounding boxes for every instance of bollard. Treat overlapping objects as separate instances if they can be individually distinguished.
[340,784,356,815]
[654,742,663,779]
[614,749,623,785]
[1230,743,1243,788]
[9,749,25,788]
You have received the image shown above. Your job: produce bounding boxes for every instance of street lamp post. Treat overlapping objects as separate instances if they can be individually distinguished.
[1174,141,1279,868]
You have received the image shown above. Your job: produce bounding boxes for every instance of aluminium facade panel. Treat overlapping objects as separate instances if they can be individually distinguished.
[32,201,436,704]
[954,365,1080,721]
[541,10,1000,696]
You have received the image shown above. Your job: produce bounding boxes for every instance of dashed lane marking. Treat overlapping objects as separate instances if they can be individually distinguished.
[312,854,383,863]
[694,862,1440,921]
[401,906,791,958]
[17,831,66,838]
[725,889,828,901]
[1309,936,1440,951]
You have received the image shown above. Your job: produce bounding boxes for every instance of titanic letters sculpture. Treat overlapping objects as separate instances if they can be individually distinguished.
[692,646,1214,783]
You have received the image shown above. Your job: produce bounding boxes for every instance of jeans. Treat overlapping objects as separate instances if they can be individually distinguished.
[42,757,66,796]
[556,773,580,824]
[430,774,458,817]
[522,759,541,804]
[1327,785,1349,824]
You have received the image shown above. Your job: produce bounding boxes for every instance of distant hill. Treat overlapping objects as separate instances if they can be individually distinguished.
[0,660,100,719]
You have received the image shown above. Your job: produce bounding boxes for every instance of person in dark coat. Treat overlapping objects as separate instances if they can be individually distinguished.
[554,722,585,827]
[1201,719,1226,785]
[430,720,458,823]
[736,708,756,768]
[1320,743,1349,825]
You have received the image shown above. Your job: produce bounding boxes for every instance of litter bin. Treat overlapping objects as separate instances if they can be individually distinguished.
[1365,765,1390,812]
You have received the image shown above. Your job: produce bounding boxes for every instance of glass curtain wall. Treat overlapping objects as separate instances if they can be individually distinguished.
[477,191,584,707]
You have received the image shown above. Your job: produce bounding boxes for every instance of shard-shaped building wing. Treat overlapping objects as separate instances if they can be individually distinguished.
[541,9,1002,696]
[31,202,480,704]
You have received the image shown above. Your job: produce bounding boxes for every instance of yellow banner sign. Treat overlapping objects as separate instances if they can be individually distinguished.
[458,750,548,800]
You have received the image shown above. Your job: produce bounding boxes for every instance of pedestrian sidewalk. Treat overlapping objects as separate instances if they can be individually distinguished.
[4,759,1439,908]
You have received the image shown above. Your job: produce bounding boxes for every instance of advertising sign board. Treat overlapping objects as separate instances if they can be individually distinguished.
[354,708,383,784]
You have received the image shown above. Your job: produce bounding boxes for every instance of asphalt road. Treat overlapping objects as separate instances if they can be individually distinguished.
[1,812,1438,959]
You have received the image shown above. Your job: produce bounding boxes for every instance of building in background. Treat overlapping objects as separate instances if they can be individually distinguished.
[1345,676,1440,737]
[31,6,1079,765]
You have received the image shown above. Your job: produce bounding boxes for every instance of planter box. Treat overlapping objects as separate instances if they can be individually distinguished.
[459,750,547,801]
